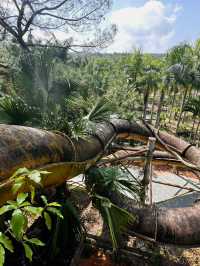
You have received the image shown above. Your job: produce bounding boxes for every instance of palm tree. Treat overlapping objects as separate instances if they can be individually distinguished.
[154,75,166,129]
[166,44,194,134]
[136,66,159,121]
[183,96,200,142]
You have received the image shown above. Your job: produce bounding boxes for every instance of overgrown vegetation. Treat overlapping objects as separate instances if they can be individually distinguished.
[0,3,200,264]
[1,40,200,144]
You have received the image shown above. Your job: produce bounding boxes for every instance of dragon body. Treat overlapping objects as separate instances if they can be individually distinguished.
[0,119,200,246]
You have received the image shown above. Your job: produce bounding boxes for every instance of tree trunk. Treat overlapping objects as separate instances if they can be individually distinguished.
[150,87,157,124]
[155,87,165,128]
[168,88,176,124]
[182,86,192,124]
[190,116,196,141]
[176,86,188,134]
[143,87,150,121]
[194,120,200,144]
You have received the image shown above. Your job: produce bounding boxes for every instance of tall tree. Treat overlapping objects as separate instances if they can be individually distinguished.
[0,0,115,50]
[166,44,194,134]
[183,97,200,142]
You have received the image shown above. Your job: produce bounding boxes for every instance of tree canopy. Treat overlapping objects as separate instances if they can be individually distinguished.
[0,0,116,50]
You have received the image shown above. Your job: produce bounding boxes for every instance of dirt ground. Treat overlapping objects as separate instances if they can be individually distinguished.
[74,166,200,266]
[79,202,200,266]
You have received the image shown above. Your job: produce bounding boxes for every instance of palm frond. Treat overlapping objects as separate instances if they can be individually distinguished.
[65,96,115,138]
[183,96,200,116]
[49,199,83,259]
[86,166,141,201]
[92,194,135,250]
[0,95,40,125]
[84,97,115,123]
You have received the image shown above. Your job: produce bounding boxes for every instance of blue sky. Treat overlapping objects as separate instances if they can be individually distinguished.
[106,0,200,53]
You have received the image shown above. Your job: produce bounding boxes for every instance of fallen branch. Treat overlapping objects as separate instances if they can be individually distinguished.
[98,148,147,166]
[142,120,200,172]
[152,180,200,193]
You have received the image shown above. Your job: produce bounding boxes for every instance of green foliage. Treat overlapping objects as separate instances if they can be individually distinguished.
[0,95,40,125]
[41,104,71,134]
[184,96,200,117]
[47,199,83,260]
[0,232,14,266]
[86,166,141,201]
[0,188,64,264]
[65,96,115,138]
[41,195,63,231]
[92,194,135,250]
[85,97,114,123]
[86,166,140,250]
[0,192,45,263]
[10,168,50,202]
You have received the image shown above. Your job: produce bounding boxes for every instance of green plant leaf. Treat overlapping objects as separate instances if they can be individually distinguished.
[93,195,135,250]
[19,201,31,208]
[41,195,48,205]
[16,193,28,205]
[12,181,24,194]
[0,205,15,215]
[25,238,45,246]
[28,171,41,184]
[0,232,14,252]
[10,168,29,179]
[7,201,18,207]
[47,207,63,219]
[24,206,43,216]
[14,176,26,183]
[44,211,52,230]
[48,202,61,207]
[39,171,50,175]
[0,244,5,266]
[10,209,27,240]
[30,185,35,203]
[23,243,33,262]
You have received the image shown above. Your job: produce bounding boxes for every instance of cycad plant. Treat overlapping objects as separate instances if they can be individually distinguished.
[66,96,115,138]
[0,95,40,125]
[85,166,141,250]
[84,97,114,123]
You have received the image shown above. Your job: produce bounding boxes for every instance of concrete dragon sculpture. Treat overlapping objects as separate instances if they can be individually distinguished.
[0,119,200,246]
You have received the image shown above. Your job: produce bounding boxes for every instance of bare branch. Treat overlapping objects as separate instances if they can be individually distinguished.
[0,0,114,51]
[12,0,21,12]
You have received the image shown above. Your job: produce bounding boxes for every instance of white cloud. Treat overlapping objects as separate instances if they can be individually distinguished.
[106,0,182,53]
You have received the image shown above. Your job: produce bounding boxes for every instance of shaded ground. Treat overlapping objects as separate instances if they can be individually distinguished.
[79,200,200,266]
